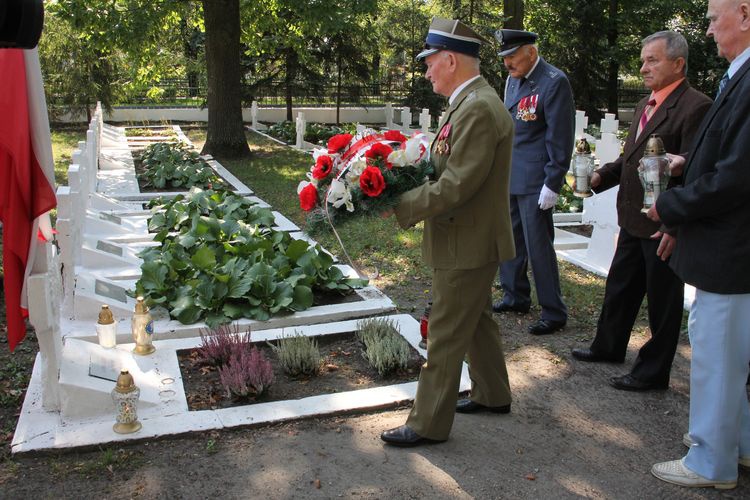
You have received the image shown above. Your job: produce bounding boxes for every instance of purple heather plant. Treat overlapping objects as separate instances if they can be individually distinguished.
[218,347,274,399]
[198,323,251,366]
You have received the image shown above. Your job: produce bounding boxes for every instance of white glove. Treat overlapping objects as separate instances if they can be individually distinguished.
[538,185,558,210]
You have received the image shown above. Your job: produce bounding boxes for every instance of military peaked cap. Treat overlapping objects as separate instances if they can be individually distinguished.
[416,17,486,61]
[495,29,538,57]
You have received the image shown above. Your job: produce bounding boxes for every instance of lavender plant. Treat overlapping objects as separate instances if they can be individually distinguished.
[356,318,410,376]
[268,331,321,377]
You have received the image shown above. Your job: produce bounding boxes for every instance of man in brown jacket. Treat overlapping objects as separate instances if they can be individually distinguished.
[380,17,515,446]
[571,31,712,391]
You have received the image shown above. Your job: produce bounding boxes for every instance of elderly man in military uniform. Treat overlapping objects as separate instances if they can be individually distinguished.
[380,17,515,446]
[492,29,574,336]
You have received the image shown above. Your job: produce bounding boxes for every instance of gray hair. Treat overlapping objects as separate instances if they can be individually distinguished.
[642,31,689,73]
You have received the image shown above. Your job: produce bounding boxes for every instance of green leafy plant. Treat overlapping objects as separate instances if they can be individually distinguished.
[356,318,410,376]
[138,142,221,190]
[556,183,584,213]
[134,188,367,326]
[125,127,176,138]
[266,121,357,146]
[268,331,321,377]
[266,122,296,144]
[304,123,357,145]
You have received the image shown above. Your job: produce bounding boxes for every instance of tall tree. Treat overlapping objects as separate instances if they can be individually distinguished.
[49,0,251,158]
[504,0,524,29]
[202,0,249,157]
[606,0,618,114]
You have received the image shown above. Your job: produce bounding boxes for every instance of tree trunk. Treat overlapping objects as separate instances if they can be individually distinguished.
[606,0,619,115]
[284,48,298,122]
[181,20,201,98]
[503,0,524,30]
[452,0,461,18]
[201,0,250,158]
[336,49,343,125]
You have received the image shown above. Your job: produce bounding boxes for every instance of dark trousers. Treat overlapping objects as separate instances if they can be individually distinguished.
[590,228,684,384]
[499,194,567,322]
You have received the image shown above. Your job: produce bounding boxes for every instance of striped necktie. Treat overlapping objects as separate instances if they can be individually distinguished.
[637,99,657,137]
[716,72,729,99]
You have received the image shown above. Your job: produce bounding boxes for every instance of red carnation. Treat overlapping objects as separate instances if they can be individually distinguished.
[312,155,334,179]
[327,133,353,154]
[359,166,386,197]
[365,142,394,169]
[299,183,318,211]
[383,130,408,143]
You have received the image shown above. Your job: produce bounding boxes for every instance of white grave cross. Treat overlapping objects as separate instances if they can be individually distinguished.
[385,103,395,129]
[583,113,622,272]
[419,108,431,133]
[251,101,259,129]
[400,107,412,133]
[295,112,306,149]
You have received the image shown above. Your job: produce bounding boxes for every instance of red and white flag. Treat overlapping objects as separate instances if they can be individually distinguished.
[0,48,57,352]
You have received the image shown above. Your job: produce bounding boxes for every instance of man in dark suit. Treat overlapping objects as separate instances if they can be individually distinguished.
[492,29,574,335]
[380,17,515,447]
[570,31,712,392]
[648,0,750,489]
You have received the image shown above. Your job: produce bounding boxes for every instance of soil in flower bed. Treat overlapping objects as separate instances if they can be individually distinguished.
[562,224,593,238]
[312,288,364,307]
[178,331,424,411]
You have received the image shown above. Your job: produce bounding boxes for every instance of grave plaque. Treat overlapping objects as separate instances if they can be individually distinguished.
[99,212,122,225]
[96,240,124,257]
[95,279,129,303]
[88,352,121,382]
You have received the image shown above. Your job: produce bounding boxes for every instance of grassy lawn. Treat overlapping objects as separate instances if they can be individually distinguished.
[51,126,87,187]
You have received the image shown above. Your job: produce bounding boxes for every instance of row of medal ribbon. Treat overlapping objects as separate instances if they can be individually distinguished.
[517,94,539,122]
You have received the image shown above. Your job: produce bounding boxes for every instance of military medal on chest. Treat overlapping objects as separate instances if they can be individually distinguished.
[516,94,539,122]
[527,94,538,121]
[434,122,452,155]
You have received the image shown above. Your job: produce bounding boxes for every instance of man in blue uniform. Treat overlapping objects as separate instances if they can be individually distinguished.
[492,29,574,335]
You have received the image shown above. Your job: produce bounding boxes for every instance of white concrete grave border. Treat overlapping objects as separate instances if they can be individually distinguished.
[18,106,416,455]
[12,314,471,453]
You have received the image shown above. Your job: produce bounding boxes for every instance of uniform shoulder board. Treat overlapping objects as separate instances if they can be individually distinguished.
[548,70,560,79]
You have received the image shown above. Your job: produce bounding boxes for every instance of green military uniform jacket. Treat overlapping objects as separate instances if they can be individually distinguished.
[392,76,515,440]
[395,76,516,269]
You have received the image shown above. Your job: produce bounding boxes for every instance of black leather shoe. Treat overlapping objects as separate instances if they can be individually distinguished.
[528,319,566,335]
[455,399,511,414]
[609,374,668,392]
[571,348,624,363]
[492,301,530,314]
[380,425,446,447]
